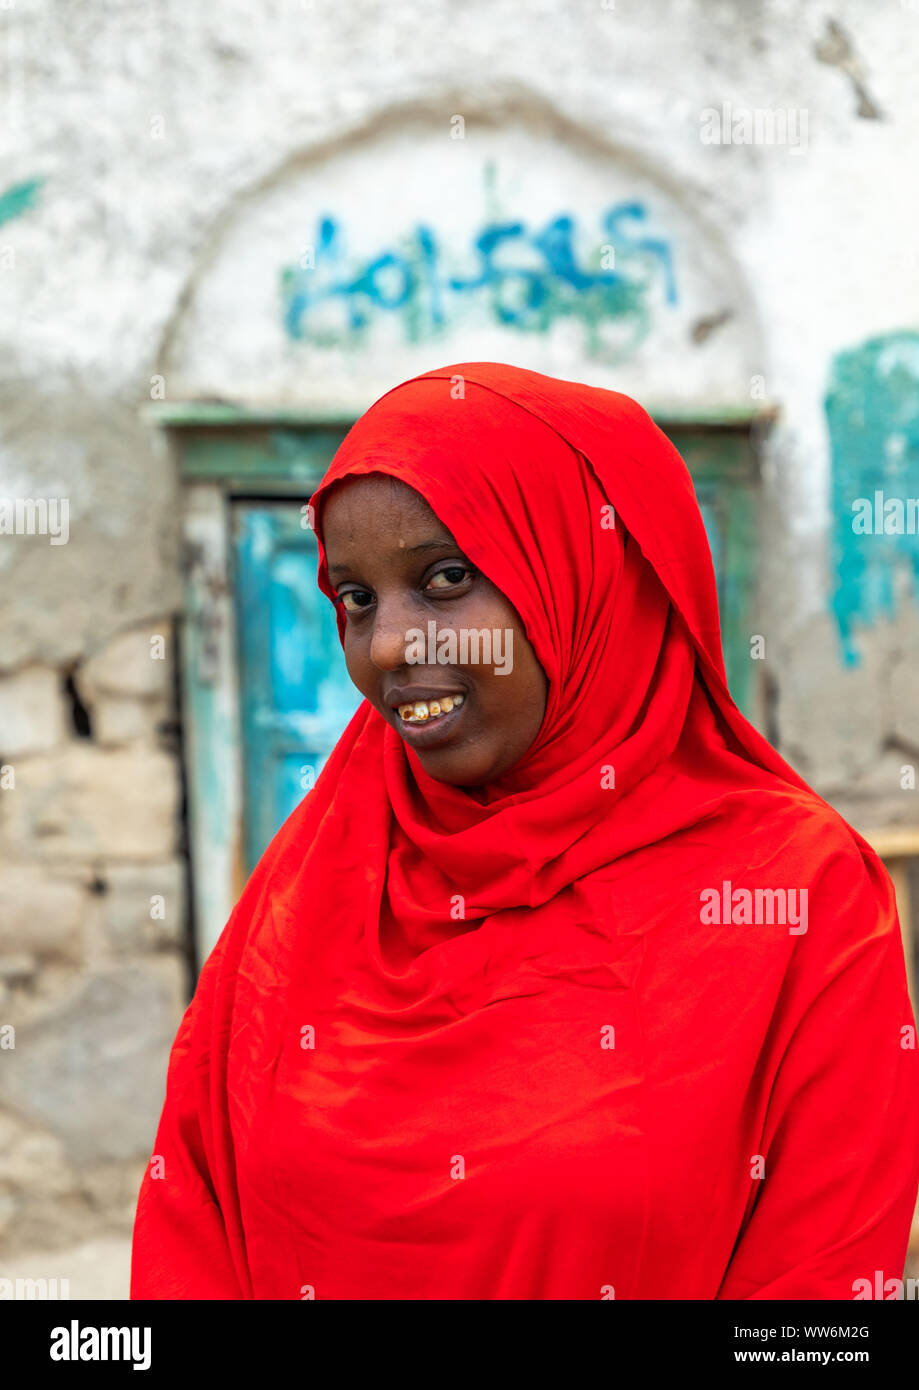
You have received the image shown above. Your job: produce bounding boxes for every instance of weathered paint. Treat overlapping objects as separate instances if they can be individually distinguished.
[825,331,919,665]
[179,484,246,965]
[233,502,363,871]
[667,429,759,717]
[177,425,350,488]
[0,177,42,226]
[281,174,677,362]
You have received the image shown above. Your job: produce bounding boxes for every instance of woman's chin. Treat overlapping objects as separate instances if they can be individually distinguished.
[413,746,493,787]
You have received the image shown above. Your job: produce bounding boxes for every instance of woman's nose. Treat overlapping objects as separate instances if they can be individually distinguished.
[369,594,417,671]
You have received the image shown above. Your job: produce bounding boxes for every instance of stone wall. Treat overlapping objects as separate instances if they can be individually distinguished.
[0,622,187,1251]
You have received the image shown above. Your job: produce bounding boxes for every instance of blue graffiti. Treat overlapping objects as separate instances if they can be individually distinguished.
[280,201,677,361]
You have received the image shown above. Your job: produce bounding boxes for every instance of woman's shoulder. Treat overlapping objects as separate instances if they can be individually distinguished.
[652,770,895,938]
[703,774,877,873]
[758,781,871,858]
[710,778,901,950]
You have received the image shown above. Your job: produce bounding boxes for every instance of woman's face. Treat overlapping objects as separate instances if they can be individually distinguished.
[320,473,549,789]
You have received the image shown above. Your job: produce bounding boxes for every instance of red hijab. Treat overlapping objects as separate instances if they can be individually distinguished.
[131,362,919,1300]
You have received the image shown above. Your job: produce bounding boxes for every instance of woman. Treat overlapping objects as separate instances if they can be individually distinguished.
[131,361,919,1300]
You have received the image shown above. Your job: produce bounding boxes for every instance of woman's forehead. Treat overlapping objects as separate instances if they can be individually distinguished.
[324,471,429,511]
[320,472,457,545]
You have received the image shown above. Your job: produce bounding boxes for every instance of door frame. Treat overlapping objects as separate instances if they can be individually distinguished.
[147,403,771,969]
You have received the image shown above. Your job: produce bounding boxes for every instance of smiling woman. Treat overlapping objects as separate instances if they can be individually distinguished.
[321,473,547,787]
[130,362,919,1301]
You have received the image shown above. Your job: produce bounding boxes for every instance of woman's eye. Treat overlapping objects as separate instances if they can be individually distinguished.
[337,566,472,614]
[339,590,373,613]
[426,565,473,590]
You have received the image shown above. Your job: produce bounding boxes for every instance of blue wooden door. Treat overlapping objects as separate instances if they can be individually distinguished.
[232,501,363,871]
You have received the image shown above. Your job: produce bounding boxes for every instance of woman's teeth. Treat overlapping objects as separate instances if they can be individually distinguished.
[398,694,464,724]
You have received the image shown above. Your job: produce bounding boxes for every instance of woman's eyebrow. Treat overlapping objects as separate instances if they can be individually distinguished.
[328,537,460,578]
[403,538,457,555]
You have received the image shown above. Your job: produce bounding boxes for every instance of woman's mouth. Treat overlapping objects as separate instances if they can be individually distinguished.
[393,693,466,747]
[398,693,464,724]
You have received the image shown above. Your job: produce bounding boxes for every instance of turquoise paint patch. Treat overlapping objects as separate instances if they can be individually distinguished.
[0,177,42,226]
[825,331,919,665]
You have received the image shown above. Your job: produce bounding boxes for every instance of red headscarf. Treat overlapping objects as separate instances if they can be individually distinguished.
[131,363,919,1300]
